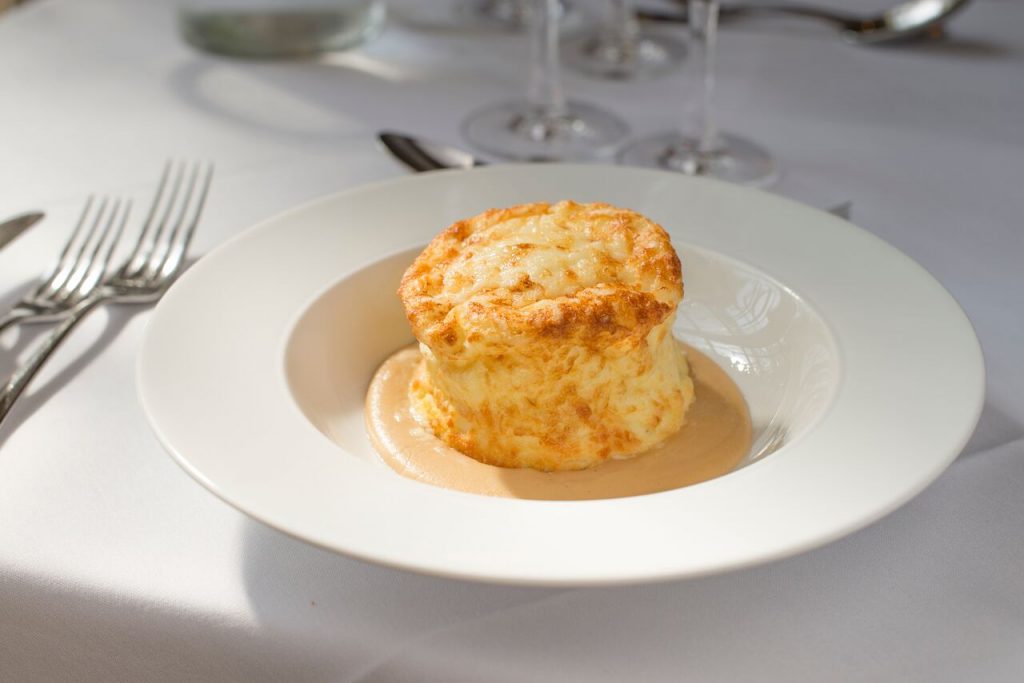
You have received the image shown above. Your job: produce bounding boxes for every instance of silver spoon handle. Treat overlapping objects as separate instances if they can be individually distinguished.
[0,296,103,425]
[641,3,860,30]
[721,3,862,29]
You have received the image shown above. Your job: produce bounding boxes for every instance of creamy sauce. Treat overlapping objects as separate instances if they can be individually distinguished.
[365,343,752,501]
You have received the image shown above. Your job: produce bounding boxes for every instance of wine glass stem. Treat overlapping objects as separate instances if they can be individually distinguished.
[529,0,568,119]
[607,0,639,53]
[688,0,720,154]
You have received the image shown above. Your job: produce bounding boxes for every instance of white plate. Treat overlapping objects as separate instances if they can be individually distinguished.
[138,165,983,586]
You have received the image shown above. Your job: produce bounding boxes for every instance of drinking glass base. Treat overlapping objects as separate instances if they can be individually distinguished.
[618,131,778,187]
[463,100,629,161]
[179,2,386,58]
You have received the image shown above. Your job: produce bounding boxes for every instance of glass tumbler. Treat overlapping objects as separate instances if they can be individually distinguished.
[179,0,386,58]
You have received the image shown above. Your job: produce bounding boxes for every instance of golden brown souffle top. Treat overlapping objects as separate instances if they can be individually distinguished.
[399,201,682,349]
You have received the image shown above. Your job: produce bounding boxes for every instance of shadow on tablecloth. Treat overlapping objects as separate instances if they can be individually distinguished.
[0,258,207,443]
[165,26,523,149]
[239,519,563,680]
[962,401,1024,457]
[239,435,1024,682]
[0,301,134,445]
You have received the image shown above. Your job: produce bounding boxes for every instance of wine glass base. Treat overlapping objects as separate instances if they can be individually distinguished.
[619,131,778,187]
[563,32,686,79]
[463,100,629,161]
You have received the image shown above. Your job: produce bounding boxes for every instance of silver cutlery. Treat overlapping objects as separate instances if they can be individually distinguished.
[0,199,130,334]
[0,211,44,252]
[378,131,481,173]
[638,0,970,45]
[0,161,213,425]
[378,131,854,219]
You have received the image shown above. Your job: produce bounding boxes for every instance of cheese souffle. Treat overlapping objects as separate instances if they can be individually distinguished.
[397,200,695,472]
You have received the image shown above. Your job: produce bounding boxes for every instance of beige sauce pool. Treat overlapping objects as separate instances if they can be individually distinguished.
[365,343,751,500]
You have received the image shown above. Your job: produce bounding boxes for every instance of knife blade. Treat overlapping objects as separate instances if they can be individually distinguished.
[0,212,44,252]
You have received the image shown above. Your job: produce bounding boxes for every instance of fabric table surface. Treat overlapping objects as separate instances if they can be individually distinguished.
[0,0,1021,680]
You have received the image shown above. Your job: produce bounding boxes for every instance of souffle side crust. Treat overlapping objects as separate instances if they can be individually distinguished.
[398,200,695,471]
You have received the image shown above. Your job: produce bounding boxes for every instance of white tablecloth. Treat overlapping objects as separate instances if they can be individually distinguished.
[1,1,1022,680]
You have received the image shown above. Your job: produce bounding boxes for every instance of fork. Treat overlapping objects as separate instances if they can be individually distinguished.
[0,161,213,425]
[0,197,131,334]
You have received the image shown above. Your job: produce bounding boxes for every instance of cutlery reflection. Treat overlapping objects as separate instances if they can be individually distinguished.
[638,0,970,44]
[0,212,44,253]
[0,162,213,426]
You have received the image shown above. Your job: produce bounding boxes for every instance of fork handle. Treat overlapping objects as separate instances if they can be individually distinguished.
[0,296,104,425]
[0,308,37,335]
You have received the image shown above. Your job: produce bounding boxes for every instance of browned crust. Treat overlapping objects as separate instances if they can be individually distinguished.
[398,201,683,354]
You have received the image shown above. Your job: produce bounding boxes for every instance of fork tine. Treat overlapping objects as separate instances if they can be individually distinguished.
[56,198,121,303]
[74,200,131,301]
[158,162,213,280]
[40,196,98,295]
[103,200,131,272]
[154,162,197,276]
[48,196,109,297]
[41,195,94,285]
[146,161,186,266]
[144,161,195,280]
[125,160,176,276]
